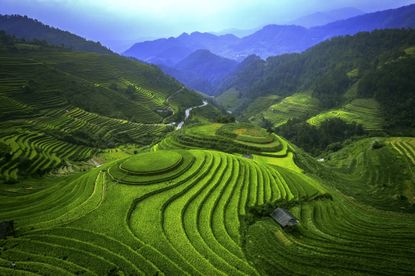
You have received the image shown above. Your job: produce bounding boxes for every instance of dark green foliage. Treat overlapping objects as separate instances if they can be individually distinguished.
[220,29,415,134]
[277,117,366,155]
[358,56,415,133]
[0,142,11,157]
[215,114,236,123]
[258,118,274,132]
[371,140,385,150]
[313,68,352,108]
[221,30,415,100]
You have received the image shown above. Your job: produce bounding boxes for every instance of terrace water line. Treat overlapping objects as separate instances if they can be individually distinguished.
[176,100,208,130]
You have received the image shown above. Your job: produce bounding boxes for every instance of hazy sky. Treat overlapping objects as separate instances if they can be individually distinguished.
[1,0,415,51]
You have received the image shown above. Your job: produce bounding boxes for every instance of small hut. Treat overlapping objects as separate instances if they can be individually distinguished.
[243,154,253,159]
[271,208,298,228]
[0,221,15,238]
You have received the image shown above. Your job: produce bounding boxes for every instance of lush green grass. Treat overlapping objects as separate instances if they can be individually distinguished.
[108,150,195,185]
[0,146,327,275]
[244,198,415,275]
[315,137,415,211]
[120,151,183,175]
[307,98,383,131]
[1,124,415,274]
[157,123,286,156]
[218,123,275,144]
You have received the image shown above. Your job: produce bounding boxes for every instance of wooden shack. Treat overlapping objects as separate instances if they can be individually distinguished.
[271,208,298,228]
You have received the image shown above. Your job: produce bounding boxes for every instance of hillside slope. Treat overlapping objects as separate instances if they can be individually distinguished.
[0,32,215,182]
[159,49,238,95]
[290,7,365,27]
[0,15,111,54]
[0,123,414,274]
[217,29,415,134]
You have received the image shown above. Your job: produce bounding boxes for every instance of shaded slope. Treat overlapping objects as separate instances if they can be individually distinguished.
[0,32,212,181]
[160,49,238,95]
[0,15,111,54]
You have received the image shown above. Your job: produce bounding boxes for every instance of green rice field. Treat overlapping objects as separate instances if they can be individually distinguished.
[1,123,414,275]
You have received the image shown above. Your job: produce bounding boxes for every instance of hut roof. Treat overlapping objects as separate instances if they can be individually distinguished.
[271,208,298,227]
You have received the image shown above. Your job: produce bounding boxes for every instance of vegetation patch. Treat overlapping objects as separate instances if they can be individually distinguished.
[307,98,383,131]
[277,117,366,156]
[158,123,284,156]
[216,123,275,144]
[120,151,183,175]
[251,93,321,127]
[108,150,194,185]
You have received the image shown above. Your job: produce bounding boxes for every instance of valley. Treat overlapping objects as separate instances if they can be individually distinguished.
[0,2,415,275]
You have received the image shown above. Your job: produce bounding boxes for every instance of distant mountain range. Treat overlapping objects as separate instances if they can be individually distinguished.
[158,49,238,95]
[0,14,112,54]
[210,28,259,38]
[125,32,239,66]
[289,7,365,27]
[125,4,415,63]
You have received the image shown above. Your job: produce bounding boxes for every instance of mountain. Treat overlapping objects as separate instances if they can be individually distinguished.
[230,24,312,59]
[159,49,239,95]
[311,4,415,40]
[0,15,112,54]
[290,7,365,27]
[124,32,239,66]
[210,27,259,37]
[217,29,415,135]
[124,4,415,62]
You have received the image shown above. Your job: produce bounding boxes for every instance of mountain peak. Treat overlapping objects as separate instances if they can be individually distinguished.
[291,6,365,27]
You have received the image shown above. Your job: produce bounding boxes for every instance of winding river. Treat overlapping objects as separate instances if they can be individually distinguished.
[176,100,208,130]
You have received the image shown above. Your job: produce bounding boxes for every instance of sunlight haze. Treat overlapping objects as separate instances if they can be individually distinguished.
[1,0,414,51]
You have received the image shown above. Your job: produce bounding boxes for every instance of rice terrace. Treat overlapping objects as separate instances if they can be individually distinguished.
[1,1,415,275]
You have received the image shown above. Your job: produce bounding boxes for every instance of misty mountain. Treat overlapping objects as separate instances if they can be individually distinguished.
[124,32,239,66]
[0,15,111,54]
[290,7,365,27]
[159,49,238,95]
[124,4,415,63]
[210,27,259,38]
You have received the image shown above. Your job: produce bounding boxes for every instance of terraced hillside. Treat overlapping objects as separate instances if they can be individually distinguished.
[249,93,321,127]
[1,125,414,274]
[216,30,415,136]
[319,137,415,211]
[307,98,383,131]
[0,33,217,182]
[156,123,289,157]
[0,26,414,275]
